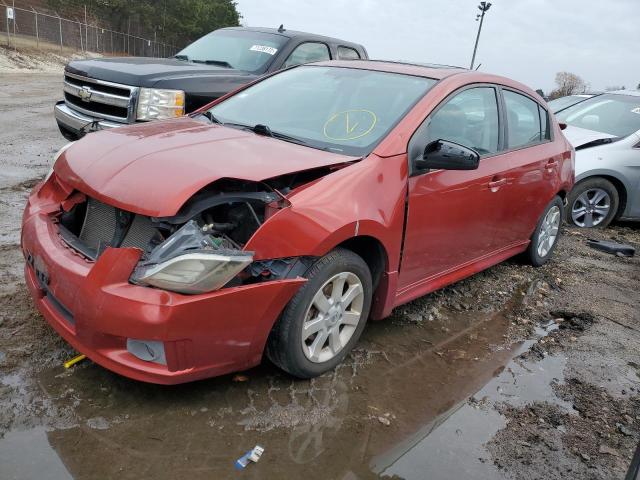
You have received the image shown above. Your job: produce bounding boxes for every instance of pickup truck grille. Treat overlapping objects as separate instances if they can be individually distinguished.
[63,72,139,124]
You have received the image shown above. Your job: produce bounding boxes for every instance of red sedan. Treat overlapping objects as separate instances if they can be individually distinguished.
[22,60,574,383]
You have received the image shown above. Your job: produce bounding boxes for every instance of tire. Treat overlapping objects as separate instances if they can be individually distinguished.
[266,248,372,378]
[526,196,564,267]
[566,177,619,228]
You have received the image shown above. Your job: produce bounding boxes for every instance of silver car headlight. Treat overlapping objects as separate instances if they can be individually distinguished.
[130,221,252,294]
[136,88,185,121]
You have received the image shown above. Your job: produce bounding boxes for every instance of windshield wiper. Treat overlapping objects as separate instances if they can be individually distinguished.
[575,137,619,151]
[251,124,310,146]
[191,59,234,69]
[173,54,189,61]
[199,111,223,124]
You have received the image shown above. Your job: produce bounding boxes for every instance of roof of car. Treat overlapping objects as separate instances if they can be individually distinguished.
[606,89,640,97]
[311,59,468,80]
[220,26,365,48]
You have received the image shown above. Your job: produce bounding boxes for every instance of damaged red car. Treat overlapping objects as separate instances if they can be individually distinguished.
[22,61,574,384]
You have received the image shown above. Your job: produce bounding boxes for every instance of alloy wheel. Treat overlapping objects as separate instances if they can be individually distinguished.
[301,272,364,363]
[571,188,611,227]
[537,205,561,258]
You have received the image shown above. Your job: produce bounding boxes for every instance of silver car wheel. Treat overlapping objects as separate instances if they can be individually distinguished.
[537,205,561,258]
[571,188,611,227]
[301,272,364,363]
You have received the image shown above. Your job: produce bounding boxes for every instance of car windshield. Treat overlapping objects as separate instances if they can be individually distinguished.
[176,30,288,73]
[547,95,589,113]
[207,66,436,156]
[556,93,640,137]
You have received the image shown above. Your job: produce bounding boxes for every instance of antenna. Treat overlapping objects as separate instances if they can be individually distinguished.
[277,24,286,33]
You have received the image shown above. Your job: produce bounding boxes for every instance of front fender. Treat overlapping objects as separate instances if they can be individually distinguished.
[245,153,408,272]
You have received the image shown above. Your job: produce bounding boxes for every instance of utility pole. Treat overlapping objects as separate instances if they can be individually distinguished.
[470,2,491,70]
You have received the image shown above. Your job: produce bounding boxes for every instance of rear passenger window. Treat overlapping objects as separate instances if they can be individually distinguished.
[337,46,360,60]
[283,42,331,68]
[426,87,500,155]
[504,90,546,148]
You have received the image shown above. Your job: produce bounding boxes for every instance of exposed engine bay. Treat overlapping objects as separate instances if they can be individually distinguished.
[54,170,335,291]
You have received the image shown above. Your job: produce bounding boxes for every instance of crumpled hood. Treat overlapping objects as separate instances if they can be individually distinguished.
[55,117,354,217]
[561,125,617,149]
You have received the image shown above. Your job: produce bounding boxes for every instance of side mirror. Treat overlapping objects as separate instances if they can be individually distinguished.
[415,139,480,171]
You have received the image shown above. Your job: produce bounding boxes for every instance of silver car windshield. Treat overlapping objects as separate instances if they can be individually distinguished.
[556,93,640,137]
[208,66,436,156]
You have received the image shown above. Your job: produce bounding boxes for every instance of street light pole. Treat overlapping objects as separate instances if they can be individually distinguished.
[470,1,491,70]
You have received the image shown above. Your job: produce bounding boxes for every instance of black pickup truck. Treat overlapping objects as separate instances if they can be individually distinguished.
[55,26,368,140]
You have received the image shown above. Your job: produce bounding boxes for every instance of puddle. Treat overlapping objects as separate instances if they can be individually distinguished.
[0,290,572,479]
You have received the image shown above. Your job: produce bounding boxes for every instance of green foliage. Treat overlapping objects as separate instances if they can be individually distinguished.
[47,0,240,47]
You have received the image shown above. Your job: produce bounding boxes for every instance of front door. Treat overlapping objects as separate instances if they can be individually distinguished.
[398,86,510,291]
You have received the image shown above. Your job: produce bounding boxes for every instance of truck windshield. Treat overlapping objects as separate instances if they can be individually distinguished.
[207,66,436,156]
[176,30,288,73]
[556,93,640,137]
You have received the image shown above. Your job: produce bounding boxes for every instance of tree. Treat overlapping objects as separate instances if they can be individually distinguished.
[548,72,587,100]
[47,0,241,48]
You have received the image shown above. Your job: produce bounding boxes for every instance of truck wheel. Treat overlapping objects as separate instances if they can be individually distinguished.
[567,177,619,228]
[526,196,563,267]
[266,248,372,378]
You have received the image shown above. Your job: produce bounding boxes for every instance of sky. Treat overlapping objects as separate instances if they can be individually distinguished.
[235,0,640,94]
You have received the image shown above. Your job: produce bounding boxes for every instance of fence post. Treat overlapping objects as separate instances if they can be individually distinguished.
[58,14,63,52]
[110,30,113,54]
[5,15,9,48]
[33,8,39,49]
[78,22,83,51]
[11,0,15,50]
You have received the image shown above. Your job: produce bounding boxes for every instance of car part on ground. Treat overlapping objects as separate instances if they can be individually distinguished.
[587,239,636,257]
[22,60,573,383]
[559,91,640,227]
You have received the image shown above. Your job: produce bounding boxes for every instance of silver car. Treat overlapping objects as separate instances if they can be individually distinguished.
[558,90,640,227]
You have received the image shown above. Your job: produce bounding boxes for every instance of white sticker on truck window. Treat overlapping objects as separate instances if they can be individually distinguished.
[250,45,278,55]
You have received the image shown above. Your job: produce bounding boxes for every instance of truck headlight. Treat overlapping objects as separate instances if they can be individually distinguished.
[136,88,185,121]
[130,220,252,294]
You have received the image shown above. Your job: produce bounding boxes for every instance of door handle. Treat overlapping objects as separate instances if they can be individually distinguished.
[545,159,559,168]
[488,178,507,190]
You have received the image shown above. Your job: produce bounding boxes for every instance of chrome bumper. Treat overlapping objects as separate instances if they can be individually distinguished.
[54,101,127,136]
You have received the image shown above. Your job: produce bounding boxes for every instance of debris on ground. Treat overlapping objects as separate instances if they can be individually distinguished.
[587,238,635,257]
[235,445,264,469]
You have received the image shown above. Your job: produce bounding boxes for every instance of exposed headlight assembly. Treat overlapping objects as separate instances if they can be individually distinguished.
[136,88,185,121]
[130,221,252,294]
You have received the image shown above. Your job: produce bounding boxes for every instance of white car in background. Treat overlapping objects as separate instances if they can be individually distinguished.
[547,93,594,113]
[557,90,640,227]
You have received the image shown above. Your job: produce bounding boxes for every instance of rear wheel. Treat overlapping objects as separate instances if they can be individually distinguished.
[526,196,563,267]
[266,248,372,378]
[567,177,619,228]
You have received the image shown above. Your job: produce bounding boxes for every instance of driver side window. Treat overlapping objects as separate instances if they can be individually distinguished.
[425,87,499,155]
[283,42,331,68]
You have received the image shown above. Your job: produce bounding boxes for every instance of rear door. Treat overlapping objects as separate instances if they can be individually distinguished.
[398,85,510,290]
[495,89,561,246]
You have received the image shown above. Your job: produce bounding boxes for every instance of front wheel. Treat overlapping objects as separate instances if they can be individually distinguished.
[526,196,563,267]
[266,248,372,378]
[567,177,619,228]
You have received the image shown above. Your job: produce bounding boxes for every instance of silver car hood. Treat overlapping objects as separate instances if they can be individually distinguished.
[562,125,617,149]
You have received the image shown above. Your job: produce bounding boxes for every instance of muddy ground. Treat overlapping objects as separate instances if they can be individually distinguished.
[0,72,639,480]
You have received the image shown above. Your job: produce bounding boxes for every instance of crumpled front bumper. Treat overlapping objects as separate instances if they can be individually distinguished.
[21,201,305,384]
[54,101,126,138]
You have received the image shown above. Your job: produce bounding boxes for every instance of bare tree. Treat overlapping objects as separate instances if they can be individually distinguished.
[548,72,587,99]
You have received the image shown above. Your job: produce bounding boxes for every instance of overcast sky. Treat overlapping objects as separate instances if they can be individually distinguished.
[236,0,639,94]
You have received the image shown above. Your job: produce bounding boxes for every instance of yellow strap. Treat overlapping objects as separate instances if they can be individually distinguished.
[63,354,87,369]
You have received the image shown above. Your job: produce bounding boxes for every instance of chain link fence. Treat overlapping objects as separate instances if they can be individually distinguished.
[0,3,178,57]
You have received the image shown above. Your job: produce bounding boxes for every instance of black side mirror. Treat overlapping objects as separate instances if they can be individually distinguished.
[415,140,480,171]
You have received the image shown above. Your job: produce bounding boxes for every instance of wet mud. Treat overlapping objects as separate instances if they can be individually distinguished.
[0,73,639,480]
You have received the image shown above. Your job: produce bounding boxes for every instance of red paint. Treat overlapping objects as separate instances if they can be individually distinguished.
[22,61,573,383]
